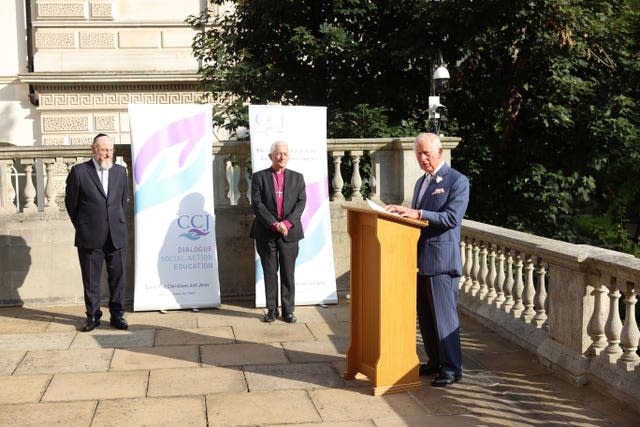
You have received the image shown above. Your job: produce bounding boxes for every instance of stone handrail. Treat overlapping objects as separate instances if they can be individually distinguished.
[460,219,639,406]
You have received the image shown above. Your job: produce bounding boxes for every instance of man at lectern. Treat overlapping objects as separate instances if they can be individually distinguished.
[250,141,307,324]
[385,132,469,387]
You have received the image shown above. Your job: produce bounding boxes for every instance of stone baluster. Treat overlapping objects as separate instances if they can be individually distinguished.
[511,253,525,318]
[463,237,474,293]
[521,256,536,322]
[503,249,515,313]
[587,274,608,356]
[350,150,363,200]
[459,239,466,290]
[532,262,548,328]
[222,157,233,205]
[470,240,481,296]
[486,243,497,303]
[331,151,344,201]
[494,247,506,308]
[0,160,16,213]
[43,159,58,211]
[19,160,37,213]
[603,278,623,363]
[367,150,380,202]
[617,281,640,370]
[478,242,488,299]
[236,151,250,206]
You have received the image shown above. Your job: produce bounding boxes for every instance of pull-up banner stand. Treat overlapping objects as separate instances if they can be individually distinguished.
[249,105,337,307]
[129,104,221,311]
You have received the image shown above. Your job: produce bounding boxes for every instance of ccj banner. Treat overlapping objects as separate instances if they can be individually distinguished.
[249,105,338,307]
[129,104,221,311]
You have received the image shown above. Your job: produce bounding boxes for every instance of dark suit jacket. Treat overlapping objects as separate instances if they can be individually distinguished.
[250,167,306,242]
[65,160,129,249]
[412,163,469,276]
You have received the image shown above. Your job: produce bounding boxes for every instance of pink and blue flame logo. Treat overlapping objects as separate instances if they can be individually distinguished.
[133,112,209,214]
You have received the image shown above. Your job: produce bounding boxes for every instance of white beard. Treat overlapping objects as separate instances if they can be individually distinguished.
[96,157,113,170]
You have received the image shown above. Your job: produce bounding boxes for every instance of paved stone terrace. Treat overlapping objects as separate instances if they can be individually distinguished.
[0,298,636,426]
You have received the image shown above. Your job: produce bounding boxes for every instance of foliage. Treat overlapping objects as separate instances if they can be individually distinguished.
[188,0,640,254]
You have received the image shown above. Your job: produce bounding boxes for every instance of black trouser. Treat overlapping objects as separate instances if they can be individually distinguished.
[256,237,299,315]
[77,235,126,319]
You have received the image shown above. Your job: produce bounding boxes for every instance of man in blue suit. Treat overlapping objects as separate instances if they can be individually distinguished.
[65,133,129,332]
[386,132,469,387]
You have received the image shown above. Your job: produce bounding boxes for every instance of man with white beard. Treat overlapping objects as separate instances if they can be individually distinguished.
[65,134,130,332]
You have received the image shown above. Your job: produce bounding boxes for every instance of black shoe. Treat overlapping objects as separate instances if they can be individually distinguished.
[263,309,277,323]
[431,372,462,387]
[81,317,100,332]
[283,313,297,323]
[110,317,128,330]
[419,363,439,376]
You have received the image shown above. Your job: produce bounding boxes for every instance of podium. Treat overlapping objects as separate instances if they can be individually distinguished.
[343,205,428,396]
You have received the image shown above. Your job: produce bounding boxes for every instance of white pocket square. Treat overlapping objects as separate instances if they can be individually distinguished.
[432,188,445,195]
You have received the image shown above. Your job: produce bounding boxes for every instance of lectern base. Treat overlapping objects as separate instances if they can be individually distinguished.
[373,381,422,396]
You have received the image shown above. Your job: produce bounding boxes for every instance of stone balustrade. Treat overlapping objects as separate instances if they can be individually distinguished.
[0,139,638,407]
[459,219,639,408]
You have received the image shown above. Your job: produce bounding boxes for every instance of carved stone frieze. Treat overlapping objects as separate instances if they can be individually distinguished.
[94,114,117,131]
[37,2,87,19]
[35,31,76,49]
[90,2,113,19]
[79,32,116,48]
[69,136,94,145]
[38,91,208,109]
[43,136,67,146]
[43,115,90,132]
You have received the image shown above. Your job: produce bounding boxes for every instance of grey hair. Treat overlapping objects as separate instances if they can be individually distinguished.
[414,132,442,150]
[270,140,288,154]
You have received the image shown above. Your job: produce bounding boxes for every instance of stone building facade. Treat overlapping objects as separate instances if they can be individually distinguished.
[1,0,222,147]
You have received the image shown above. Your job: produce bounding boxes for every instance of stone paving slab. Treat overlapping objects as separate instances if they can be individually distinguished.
[69,329,155,349]
[372,414,485,426]
[0,316,50,333]
[309,387,428,422]
[124,311,198,330]
[0,350,25,375]
[233,322,316,343]
[110,345,200,370]
[283,338,348,363]
[0,401,97,426]
[194,305,264,328]
[244,362,345,391]
[42,370,149,402]
[0,374,50,403]
[201,342,289,366]
[147,366,247,397]
[155,326,235,346]
[92,396,206,427]
[14,348,113,375]
[305,320,350,339]
[206,389,321,425]
[268,422,376,427]
[0,332,75,351]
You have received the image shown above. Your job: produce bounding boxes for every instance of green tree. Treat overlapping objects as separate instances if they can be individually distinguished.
[188,0,640,253]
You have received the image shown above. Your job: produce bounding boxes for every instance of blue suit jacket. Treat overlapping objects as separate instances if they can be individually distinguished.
[412,163,469,276]
[65,160,129,249]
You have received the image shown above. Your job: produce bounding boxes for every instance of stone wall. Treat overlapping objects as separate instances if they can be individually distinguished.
[0,202,352,307]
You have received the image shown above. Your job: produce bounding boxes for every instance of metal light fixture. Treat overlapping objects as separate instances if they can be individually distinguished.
[428,50,450,134]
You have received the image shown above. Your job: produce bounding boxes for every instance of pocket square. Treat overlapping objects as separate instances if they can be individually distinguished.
[432,188,445,195]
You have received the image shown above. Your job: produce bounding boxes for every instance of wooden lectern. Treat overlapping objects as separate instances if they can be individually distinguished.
[343,205,428,396]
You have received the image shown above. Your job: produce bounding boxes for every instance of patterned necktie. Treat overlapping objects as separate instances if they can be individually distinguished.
[415,174,431,208]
